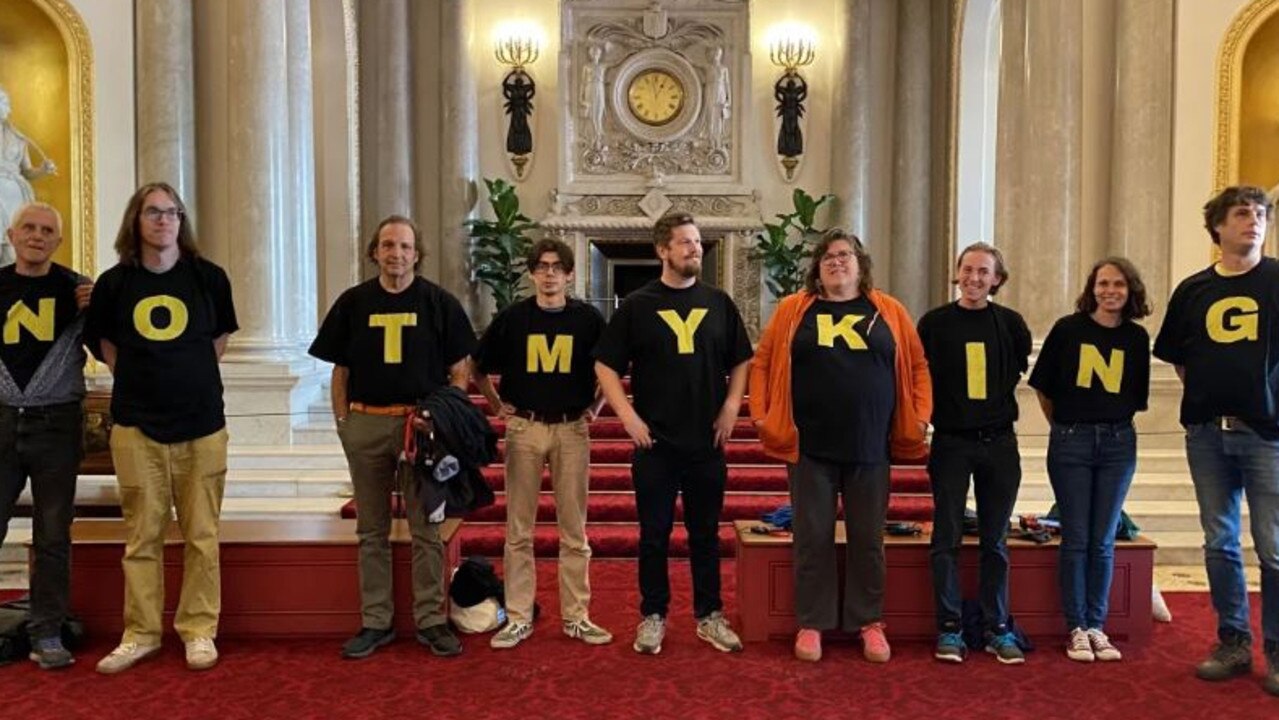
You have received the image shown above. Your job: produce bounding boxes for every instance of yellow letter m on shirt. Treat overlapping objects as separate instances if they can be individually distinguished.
[527,334,573,373]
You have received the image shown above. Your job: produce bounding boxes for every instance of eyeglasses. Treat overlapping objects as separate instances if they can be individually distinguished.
[142,207,183,222]
[532,261,567,275]
[820,250,855,265]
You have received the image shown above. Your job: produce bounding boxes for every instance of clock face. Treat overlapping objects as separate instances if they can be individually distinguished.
[626,70,685,127]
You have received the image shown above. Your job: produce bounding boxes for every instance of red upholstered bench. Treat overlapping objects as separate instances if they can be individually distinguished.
[732,520,1156,644]
[55,517,461,638]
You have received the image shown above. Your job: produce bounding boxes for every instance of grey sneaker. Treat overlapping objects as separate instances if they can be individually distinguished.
[696,611,743,653]
[490,621,533,649]
[1196,636,1252,681]
[985,631,1026,664]
[633,614,666,655]
[28,636,74,670]
[934,632,966,663]
[563,617,613,645]
[1265,645,1279,696]
[96,641,162,674]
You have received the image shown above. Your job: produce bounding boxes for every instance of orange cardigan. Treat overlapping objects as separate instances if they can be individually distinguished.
[748,289,932,463]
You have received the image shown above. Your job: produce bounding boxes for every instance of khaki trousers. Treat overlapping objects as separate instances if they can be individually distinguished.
[338,412,445,630]
[110,425,228,644]
[502,416,592,624]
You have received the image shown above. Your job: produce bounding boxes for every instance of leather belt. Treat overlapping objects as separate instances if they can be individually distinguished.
[349,402,415,417]
[510,408,583,424]
[935,424,1014,442]
[1218,416,1247,432]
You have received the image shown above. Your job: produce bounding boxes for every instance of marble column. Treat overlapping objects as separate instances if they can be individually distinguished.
[358,0,414,252]
[995,0,1082,337]
[439,0,479,316]
[194,0,325,444]
[831,0,872,237]
[1109,0,1173,324]
[888,0,933,317]
[135,0,196,212]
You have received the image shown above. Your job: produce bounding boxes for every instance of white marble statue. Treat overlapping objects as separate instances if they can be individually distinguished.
[580,45,607,149]
[707,46,731,149]
[0,86,57,267]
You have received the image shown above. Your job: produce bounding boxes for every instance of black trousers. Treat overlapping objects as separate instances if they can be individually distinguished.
[0,402,83,640]
[632,445,726,619]
[928,428,1021,634]
[790,455,891,630]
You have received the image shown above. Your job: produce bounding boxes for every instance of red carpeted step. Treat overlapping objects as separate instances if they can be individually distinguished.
[478,464,931,493]
[457,523,741,558]
[494,439,776,464]
[489,417,761,440]
[472,396,754,418]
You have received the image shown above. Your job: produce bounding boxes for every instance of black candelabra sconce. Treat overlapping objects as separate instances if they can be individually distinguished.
[768,25,816,182]
[495,24,541,180]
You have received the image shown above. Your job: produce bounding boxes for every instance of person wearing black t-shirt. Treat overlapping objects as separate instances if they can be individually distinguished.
[1154,186,1279,695]
[471,238,611,650]
[918,242,1032,665]
[1029,257,1151,663]
[594,212,752,656]
[0,202,92,670]
[84,184,238,675]
[749,230,932,665]
[309,215,475,661]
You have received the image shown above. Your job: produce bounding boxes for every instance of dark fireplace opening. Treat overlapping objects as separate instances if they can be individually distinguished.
[587,237,718,319]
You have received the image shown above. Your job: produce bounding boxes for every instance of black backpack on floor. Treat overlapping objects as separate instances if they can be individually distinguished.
[0,597,85,665]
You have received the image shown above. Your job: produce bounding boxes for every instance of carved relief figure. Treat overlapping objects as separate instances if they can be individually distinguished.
[706,46,731,149]
[0,87,57,267]
[580,45,607,149]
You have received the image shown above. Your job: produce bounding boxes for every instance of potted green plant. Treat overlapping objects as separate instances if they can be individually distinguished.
[748,188,834,300]
[465,178,539,312]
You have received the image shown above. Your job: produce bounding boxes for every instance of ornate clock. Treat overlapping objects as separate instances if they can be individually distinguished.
[626,69,685,126]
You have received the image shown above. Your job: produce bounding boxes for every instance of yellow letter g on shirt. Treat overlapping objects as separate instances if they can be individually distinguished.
[133,295,189,341]
[1206,297,1258,344]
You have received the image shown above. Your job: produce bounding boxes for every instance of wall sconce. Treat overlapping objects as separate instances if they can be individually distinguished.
[766,23,817,181]
[494,21,541,180]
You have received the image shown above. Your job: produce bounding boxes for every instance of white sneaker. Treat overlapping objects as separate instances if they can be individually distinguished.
[1066,627,1095,662]
[96,641,162,674]
[185,637,219,670]
[489,621,533,650]
[1087,628,1122,661]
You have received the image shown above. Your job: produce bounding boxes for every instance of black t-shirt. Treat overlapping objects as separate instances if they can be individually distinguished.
[593,280,752,453]
[1154,259,1279,436]
[84,257,239,443]
[1029,312,1150,423]
[309,277,476,405]
[474,297,604,416]
[791,297,896,464]
[917,301,1032,432]
[0,264,81,390]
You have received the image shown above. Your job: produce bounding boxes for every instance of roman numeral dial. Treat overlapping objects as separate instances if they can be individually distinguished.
[627,70,685,127]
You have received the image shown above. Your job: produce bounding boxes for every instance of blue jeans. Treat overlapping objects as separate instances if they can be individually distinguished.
[1185,421,1279,644]
[1046,421,1136,632]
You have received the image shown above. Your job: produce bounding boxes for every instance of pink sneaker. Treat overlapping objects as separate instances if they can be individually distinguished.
[860,622,891,663]
[794,628,822,662]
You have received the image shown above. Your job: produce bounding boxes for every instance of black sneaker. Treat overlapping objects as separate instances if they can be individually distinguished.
[1196,635,1252,681]
[416,624,462,657]
[1263,642,1279,696]
[341,627,396,659]
[28,636,75,670]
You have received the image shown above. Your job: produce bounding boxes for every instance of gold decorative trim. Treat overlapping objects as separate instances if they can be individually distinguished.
[1213,0,1279,192]
[30,0,95,275]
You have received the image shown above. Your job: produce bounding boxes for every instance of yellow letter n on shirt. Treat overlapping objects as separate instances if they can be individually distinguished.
[657,309,707,354]
[369,313,417,363]
[1076,344,1124,394]
[527,334,573,373]
[4,298,55,344]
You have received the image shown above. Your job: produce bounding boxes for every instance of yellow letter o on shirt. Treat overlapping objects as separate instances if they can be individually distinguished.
[133,295,189,341]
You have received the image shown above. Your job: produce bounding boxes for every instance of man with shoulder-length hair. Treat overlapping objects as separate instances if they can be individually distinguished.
[1154,185,1279,696]
[472,237,610,649]
[0,202,92,669]
[918,242,1033,665]
[310,214,476,660]
[84,182,238,674]
[594,212,753,656]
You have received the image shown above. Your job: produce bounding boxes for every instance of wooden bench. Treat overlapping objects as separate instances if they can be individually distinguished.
[44,517,461,638]
[733,519,1156,644]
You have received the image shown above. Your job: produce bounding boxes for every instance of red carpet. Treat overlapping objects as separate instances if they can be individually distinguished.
[1,563,1273,720]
